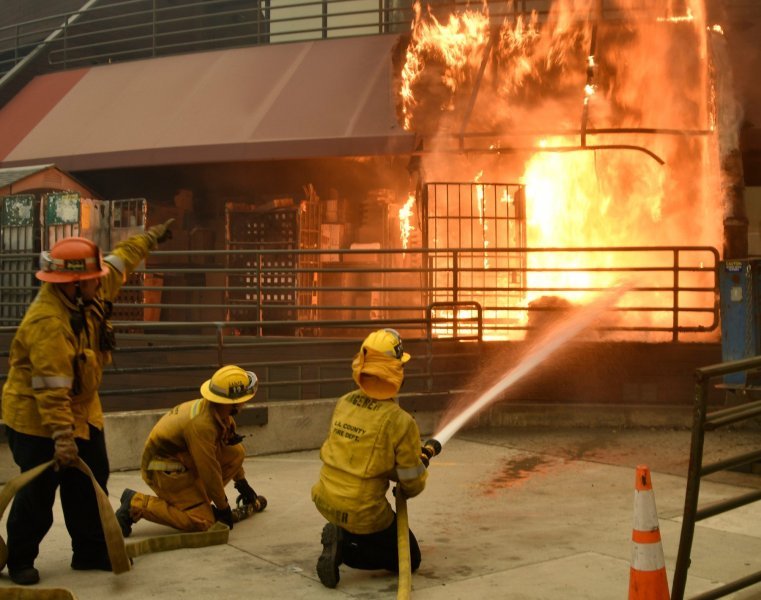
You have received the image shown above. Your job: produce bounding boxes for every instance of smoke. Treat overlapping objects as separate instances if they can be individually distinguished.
[710,28,744,158]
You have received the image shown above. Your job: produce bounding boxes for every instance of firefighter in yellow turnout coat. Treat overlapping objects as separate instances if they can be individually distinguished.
[2,223,172,586]
[312,329,428,588]
[115,365,266,535]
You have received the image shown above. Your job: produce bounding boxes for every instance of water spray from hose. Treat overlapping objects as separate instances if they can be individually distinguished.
[432,282,632,448]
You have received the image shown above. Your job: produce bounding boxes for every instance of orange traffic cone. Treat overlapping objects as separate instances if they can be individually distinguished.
[628,465,670,599]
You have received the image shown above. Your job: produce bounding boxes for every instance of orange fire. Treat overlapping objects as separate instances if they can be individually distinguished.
[399,193,416,249]
[401,0,723,341]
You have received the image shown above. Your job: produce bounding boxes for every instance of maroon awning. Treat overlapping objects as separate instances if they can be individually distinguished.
[0,35,414,170]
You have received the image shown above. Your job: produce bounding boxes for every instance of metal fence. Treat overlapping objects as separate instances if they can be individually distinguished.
[0,244,719,410]
[0,245,719,340]
[672,355,761,600]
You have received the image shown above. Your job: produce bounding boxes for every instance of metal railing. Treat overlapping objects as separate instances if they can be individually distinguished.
[0,0,703,82]
[672,355,761,600]
[0,245,719,341]
[0,244,719,408]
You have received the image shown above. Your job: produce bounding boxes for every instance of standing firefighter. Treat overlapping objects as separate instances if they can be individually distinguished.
[311,328,429,588]
[2,221,173,586]
[115,365,267,536]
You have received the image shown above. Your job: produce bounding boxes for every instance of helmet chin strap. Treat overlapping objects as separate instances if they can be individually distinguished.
[75,281,84,308]
[73,281,90,340]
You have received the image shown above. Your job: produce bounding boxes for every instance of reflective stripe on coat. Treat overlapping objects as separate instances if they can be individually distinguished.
[312,389,427,534]
[1,233,155,439]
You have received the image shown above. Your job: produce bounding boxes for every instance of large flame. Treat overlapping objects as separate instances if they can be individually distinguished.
[401,0,723,341]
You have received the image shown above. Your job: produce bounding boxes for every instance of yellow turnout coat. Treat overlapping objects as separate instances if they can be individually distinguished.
[312,389,427,534]
[2,233,156,439]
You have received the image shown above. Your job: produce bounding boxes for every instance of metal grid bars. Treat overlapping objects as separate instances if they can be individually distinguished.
[0,194,38,325]
[424,182,527,337]
[225,201,321,335]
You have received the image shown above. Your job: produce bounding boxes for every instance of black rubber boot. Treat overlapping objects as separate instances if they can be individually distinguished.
[71,556,112,571]
[316,523,342,588]
[115,488,137,538]
[9,566,40,585]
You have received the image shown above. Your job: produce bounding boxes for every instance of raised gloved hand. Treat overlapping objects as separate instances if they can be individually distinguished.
[234,479,257,506]
[52,429,79,469]
[148,218,175,246]
[213,503,234,529]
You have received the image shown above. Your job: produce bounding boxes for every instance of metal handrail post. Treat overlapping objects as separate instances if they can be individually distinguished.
[152,0,157,57]
[215,322,224,365]
[671,372,709,600]
[425,305,433,393]
[256,252,263,337]
[322,0,328,39]
[452,250,459,337]
[63,19,68,68]
[672,248,680,342]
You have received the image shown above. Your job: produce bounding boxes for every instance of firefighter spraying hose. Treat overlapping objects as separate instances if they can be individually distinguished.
[396,285,630,597]
[312,329,430,593]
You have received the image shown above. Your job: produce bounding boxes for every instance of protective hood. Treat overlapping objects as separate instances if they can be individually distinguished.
[351,346,404,400]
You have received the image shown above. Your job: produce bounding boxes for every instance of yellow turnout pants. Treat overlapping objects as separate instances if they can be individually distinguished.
[133,444,245,532]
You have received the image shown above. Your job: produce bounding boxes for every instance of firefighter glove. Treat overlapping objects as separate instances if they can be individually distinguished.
[148,218,175,246]
[53,430,79,468]
[234,479,257,505]
[420,445,435,469]
[213,504,234,530]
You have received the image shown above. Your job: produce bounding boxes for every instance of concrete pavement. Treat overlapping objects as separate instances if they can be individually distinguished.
[0,427,760,599]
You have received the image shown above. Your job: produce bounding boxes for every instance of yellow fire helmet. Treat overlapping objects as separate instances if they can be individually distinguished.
[361,328,411,364]
[200,365,259,404]
[352,329,410,400]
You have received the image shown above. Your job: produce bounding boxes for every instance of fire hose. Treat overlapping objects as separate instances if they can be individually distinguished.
[0,459,129,599]
[396,439,441,600]
[0,459,264,597]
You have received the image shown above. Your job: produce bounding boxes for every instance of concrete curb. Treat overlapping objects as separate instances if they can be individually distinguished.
[0,401,698,484]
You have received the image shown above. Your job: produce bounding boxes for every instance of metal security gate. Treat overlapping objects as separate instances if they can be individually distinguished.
[42,192,111,250]
[423,182,527,335]
[224,198,321,335]
[109,199,150,321]
[0,195,38,325]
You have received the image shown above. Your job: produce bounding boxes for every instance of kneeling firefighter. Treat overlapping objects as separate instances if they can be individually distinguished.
[311,329,431,589]
[116,365,267,536]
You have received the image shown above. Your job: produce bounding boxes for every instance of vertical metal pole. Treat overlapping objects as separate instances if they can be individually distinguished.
[63,20,68,68]
[322,0,328,39]
[425,305,433,392]
[256,252,263,337]
[671,372,709,600]
[216,323,224,366]
[673,249,680,342]
[264,0,271,43]
[452,250,459,337]
[152,0,157,57]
